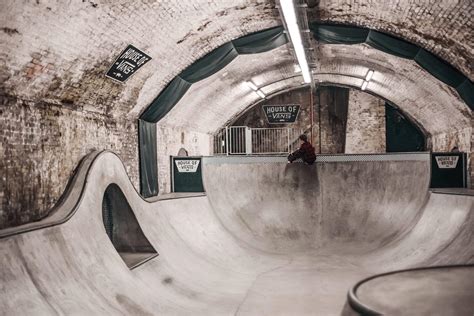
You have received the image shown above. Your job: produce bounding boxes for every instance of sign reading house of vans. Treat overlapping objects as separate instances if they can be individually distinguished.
[175,160,200,173]
[263,105,300,123]
[435,156,459,169]
[106,44,151,82]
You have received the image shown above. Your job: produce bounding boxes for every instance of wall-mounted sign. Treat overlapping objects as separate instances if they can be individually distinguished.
[435,156,459,169]
[106,44,151,82]
[175,159,200,173]
[263,105,300,124]
[430,153,466,188]
[172,157,204,192]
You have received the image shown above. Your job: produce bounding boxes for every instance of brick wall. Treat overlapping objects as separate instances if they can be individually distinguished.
[0,95,138,229]
[232,87,312,130]
[231,86,350,154]
[156,124,211,194]
[345,90,386,153]
[428,127,473,188]
[316,86,349,154]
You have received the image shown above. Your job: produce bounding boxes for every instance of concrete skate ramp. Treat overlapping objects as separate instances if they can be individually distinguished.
[203,155,430,253]
[0,151,473,315]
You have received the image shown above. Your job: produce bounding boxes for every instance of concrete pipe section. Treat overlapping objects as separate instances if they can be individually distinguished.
[0,151,473,315]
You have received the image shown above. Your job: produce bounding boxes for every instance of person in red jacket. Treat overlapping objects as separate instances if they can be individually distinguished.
[287,134,316,164]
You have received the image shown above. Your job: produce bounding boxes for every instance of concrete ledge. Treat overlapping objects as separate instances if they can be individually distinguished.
[0,151,102,239]
[346,265,474,315]
[204,152,430,164]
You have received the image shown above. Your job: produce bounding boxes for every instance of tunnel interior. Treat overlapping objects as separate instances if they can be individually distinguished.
[102,184,158,269]
[0,0,473,315]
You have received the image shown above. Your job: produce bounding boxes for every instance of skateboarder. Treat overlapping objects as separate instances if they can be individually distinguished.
[287,134,316,164]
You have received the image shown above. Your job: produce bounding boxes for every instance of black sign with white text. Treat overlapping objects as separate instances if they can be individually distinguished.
[106,45,151,82]
[430,152,466,188]
[263,105,300,124]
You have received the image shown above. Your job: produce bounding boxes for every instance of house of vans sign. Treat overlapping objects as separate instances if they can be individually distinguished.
[175,159,200,173]
[263,105,300,124]
[435,156,459,169]
[106,45,151,82]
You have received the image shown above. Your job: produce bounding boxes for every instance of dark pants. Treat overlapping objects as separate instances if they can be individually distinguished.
[288,150,315,165]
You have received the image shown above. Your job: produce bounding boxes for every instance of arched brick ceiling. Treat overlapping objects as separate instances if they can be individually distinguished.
[307,0,473,78]
[1,0,472,122]
[159,42,471,141]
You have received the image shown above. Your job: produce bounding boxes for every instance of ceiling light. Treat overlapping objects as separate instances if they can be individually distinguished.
[256,90,266,99]
[245,81,259,91]
[361,81,368,91]
[365,69,374,81]
[280,0,312,84]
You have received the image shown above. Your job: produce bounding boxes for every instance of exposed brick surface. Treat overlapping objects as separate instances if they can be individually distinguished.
[308,0,473,79]
[231,86,350,154]
[0,0,472,227]
[232,87,312,130]
[345,89,386,153]
[0,95,138,229]
[156,125,210,194]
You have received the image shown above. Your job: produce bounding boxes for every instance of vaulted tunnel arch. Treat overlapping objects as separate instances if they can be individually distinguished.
[1,0,472,227]
[1,2,473,314]
[139,22,472,195]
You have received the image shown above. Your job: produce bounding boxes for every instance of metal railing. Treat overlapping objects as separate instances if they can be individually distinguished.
[213,126,304,155]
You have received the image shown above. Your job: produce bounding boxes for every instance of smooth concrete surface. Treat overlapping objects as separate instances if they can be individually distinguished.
[354,266,474,315]
[0,152,473,315]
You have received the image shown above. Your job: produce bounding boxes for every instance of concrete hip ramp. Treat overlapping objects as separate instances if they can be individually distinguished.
[0,151,473,315]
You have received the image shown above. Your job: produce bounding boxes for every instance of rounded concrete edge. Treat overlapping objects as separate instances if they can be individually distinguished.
[0,150,125,238]
[346,264,474,315]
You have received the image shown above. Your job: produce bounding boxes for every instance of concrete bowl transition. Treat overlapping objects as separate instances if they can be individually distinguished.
[0,151,473,315]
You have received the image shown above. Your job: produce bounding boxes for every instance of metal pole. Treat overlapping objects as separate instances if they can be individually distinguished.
[287,127,290,153]
[318,87,322,154]
[310,85,314,145]
[225,126,229,156]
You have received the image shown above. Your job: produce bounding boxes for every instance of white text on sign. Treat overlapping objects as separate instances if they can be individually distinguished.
[435,156,459,169]
[175,160,200,173]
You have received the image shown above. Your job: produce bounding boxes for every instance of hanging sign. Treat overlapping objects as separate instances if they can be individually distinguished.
[175,159,200,173]
[263,105,300,123]
[435,156,459,169]
[106,44,151,82]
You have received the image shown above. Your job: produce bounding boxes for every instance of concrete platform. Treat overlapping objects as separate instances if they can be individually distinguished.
[348,265,474,315]
[0,151,473,315]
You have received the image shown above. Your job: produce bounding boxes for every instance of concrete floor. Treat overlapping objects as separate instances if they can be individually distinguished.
[0,151,473,315]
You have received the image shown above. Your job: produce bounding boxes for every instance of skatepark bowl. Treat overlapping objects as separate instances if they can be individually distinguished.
[0,150,473,315]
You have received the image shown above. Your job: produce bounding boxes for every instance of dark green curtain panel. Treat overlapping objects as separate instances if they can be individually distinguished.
[180,43,239,83]
[385,103,425,152]
[366,30,419,59]
[233,26,288,54]
[140,77,192,123]
[138,119,158,197]
[310,23,473,110]
[140,26,287,123]
[138,26,287,196]
[309,24,368,44]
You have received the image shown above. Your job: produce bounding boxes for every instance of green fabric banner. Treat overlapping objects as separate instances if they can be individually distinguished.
[140,76,192,123]
[414,49,466,87]
[180,43,239,83]
[138,119,158,197]
[385,103,425,152]
[310,23,473,110]
[310,24,368,44]
[457,79,474,107]
[233,26,288,54]
[141,26,287,123]
[366,30,419,59]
